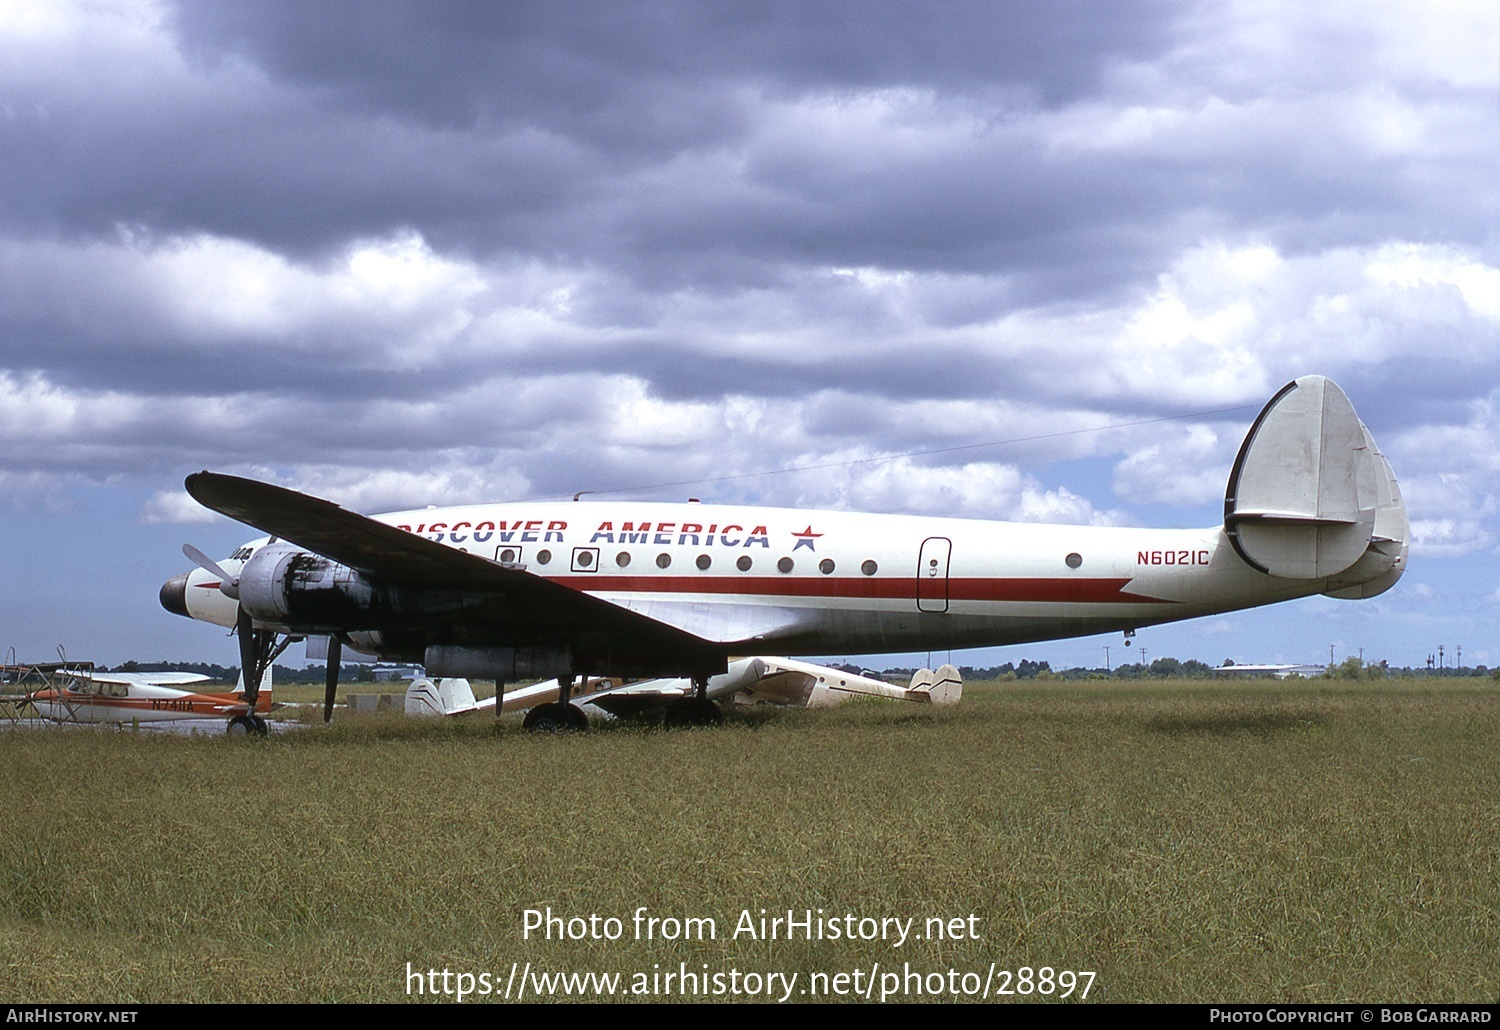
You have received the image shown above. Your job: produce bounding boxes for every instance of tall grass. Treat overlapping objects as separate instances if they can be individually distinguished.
[2,679,1495,1002]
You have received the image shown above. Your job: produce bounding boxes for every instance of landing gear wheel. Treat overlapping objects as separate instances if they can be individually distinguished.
[523,702,586,733]
[664,697,722,728]
[564,703,589,731]
[227,715,268,737]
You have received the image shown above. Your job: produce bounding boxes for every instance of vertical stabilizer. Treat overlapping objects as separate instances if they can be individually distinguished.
[1224,376,1406,588]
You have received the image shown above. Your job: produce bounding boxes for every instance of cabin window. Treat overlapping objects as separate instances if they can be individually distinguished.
[861,560,878,576]
[777,557,794,574]
[737,555,753,572]
[616,552,631,568]
[656,553,671,569]
[1066,552,1083,569]
[696,554,711,570]
[819,559,835,575]
[537,549,552,565]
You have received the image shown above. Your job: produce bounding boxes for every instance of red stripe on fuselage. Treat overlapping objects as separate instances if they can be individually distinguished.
[547,575,1171,604]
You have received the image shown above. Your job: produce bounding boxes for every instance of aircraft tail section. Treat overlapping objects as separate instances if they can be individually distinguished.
[405,677,481,716]
[1224,376,1407,594]
[905,664,963,706]
[233,663,273,713]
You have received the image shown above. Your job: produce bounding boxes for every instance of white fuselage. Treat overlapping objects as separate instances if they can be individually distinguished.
[181,500,1348,656]
[165,379,1406,677]
[27,679,264,725]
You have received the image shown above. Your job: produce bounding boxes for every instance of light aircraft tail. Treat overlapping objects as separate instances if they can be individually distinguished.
[903,664,963,705]
[404,677,484,716]
[232,663,273,713]
[1224,375,1408,596]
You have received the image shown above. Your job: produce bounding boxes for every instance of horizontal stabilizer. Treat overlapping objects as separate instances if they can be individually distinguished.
[1224,376,1395,580]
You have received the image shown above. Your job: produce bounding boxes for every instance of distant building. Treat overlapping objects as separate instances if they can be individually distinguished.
[1212,663,1328,679]
[371,663,422,683]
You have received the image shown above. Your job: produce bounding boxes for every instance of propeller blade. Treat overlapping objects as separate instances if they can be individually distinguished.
[183,544,240,599]
[324,636,341,723]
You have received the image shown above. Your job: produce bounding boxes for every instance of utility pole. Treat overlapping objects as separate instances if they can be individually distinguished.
[1103,645,1110,673]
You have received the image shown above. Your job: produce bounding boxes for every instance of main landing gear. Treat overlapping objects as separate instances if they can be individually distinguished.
[664,673,722,727]
[521,674,591,733]
[521,672,724,731]
[522,701,589,733]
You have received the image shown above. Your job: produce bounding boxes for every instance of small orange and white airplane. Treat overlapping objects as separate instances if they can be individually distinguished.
[161,375,1407,730]
[7,662,274,734]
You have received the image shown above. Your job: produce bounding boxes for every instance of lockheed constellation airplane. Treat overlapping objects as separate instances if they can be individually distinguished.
[160,375,1407,731]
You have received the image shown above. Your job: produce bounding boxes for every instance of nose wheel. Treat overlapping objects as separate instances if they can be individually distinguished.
[227,715,268,736]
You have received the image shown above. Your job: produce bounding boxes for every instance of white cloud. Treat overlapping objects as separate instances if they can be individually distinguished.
[140,489,218,524]
[1408,518,1493,557]
[1113,424,1231,506]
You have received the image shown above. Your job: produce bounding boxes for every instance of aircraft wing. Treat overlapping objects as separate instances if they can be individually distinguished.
[185,472,719,656]
[93,672,213,687]
[491,657,963,719]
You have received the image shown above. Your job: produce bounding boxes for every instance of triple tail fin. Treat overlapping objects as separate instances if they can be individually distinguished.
[1224,375,1407,595]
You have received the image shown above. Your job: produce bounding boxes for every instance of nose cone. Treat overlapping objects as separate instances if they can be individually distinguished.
[160,572,190,618]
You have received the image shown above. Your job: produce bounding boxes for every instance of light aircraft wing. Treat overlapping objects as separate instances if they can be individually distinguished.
[185,471,719,654]
[90,672,213,687]
[447,657,963,720]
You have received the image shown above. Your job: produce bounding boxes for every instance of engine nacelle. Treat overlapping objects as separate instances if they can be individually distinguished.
[237,542,479,632]
[425,645,575,681]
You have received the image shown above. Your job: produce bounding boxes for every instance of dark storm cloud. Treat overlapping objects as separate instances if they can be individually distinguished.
[171,1,1178,127]
[3,1,1184,277]
[1,0,1496,535]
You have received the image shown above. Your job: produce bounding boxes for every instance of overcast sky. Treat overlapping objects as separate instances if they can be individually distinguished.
[3,0,1497,672]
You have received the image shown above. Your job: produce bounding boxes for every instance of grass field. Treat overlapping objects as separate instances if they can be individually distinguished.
[2,678,1496,1004]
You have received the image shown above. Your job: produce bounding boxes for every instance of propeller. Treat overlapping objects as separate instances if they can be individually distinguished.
[324,636,341,723]
[181,542,340,725]
[183,544,240,599]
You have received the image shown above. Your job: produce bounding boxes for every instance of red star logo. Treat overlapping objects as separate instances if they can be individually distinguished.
[791,526,822,552]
